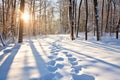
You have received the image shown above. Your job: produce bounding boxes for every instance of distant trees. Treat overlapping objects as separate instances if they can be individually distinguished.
[67,0,120,40]
[0,0,18,45]
[0,0,120,44]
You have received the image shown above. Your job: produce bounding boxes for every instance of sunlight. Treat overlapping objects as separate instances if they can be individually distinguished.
[21,12,30,22]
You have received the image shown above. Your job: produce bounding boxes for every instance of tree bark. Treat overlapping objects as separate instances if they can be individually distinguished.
[76,0,82,37]
[93,0,100,41]
[18,0,25,43]
[116,19,120,39]
[101,0,104,36]
[85,0,88,40]
[69,0,75,40]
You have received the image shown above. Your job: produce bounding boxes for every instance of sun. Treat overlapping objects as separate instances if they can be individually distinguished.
[21,12,30,22]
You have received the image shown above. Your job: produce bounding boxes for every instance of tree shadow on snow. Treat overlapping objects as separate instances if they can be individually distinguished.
[29,41,63,80]
[0,44,21,80]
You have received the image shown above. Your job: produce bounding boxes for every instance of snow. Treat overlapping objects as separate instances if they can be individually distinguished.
[0,33,120,80]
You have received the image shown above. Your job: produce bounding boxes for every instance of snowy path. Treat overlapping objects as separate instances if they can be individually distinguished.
[0,35,120,80]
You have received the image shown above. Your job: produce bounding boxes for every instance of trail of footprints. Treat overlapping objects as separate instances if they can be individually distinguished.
[46,44,64,80]
[63,52,82,74]
[46,42,94,80]
[63,52,95,80]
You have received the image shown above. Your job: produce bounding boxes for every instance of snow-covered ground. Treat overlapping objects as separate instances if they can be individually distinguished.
[0,34,120,80]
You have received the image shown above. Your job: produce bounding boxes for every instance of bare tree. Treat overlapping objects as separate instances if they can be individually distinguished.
[69,0,75,40]
[93,0,100,41]
[85,0,88,40]
[18,0,25,43]
[76,0,82,37]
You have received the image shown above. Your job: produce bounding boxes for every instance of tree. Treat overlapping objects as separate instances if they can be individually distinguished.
[116,19,120,39]
[18,0,25,43]
[85,0,88,40]
[69,0,75,40]
[93,0,100,41]
[2,0,5,39]
[101,0,104,36]
[76,0,82,37]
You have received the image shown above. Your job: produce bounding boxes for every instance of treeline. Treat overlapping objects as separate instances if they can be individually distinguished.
[60,0,120,40]
[0,0,57,43]
[0,0,120,44]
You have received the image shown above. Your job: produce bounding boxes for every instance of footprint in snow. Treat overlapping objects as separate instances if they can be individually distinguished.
[56,64,64,69]
[47,65,57,72]
[67,57,78,66]
[71,65,82,74]
[48,56,55,60]
[47,60,56,66]
[48,56,64,61]
[50,51,58,55]
[55,57,64,61]
[66,54,73,57]
[72,74,95,80]
[68,57,77,62]
[47,63,64,72]
[70,61,78,66]
[39,72,63,80]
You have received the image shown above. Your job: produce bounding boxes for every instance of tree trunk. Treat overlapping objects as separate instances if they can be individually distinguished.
[33,0,36,36]
[105,0,111,32]
[18,0,25,43]
[116,19,120,39]
[101,0,104,36]
[69,0,75,40]
[2,0,6,39]
[85,0,88,40]
[93,0,100,41]
[76,0,82,37]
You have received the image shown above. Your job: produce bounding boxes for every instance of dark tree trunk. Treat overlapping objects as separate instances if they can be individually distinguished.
[18,0,25,43]
[93,0,100,41]
[116,19,120,39]
[85,0,88,40]
[101,0,104,36]
[69,0,75,40]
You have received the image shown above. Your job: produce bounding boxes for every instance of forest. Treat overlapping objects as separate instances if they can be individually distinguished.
[0,0,120,80]
[0,0,120,45]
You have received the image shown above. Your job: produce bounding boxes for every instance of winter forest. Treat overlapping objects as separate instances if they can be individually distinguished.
[0,0,120,80]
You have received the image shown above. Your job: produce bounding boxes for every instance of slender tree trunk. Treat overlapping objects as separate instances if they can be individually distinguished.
[44,0,47,34]
[105,0,111,32]
[33,0,36,36]
[109,2,113,36]
[85,0,88,40]
[2,0,6,39]
[93,0,100,41]
[11,0,16,37]
[76,0,82,37]
[6,0,10,23]
[101,0,104,36]
[18,0,25,43]
[116,19,120,39]
[112,1,116,33]
[74,0,77,37]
